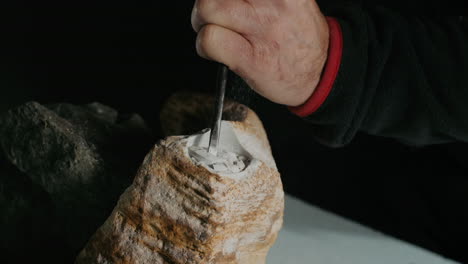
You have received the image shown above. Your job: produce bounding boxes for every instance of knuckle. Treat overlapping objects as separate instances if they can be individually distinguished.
[195,0,212,17]
[190,6,199,31]
[201,25,217,44]
[192,0,217,32]
[196,0,230,20]
[196,25,218,57]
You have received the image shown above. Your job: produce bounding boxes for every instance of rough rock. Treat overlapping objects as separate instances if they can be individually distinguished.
[0,102,153,262]
[76,97,284,263]
[160,91,252,135]
[160,91,276,169]
[0,155,69,263]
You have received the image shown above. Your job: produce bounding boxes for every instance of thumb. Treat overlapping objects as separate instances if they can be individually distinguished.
[196,24,253,75]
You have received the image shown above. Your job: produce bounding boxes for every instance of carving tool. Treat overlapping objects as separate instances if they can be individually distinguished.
[208,64,228,156]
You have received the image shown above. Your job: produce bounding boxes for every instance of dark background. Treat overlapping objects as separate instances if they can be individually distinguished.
[1,1,467,263]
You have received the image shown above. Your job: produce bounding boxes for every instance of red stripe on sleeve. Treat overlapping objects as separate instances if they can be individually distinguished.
[289,17,343,117]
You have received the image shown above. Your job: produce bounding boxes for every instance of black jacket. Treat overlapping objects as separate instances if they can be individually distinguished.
[298,0,468,147]
[270,1,468,262]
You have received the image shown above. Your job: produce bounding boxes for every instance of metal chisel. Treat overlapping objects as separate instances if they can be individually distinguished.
[208,64,228,156]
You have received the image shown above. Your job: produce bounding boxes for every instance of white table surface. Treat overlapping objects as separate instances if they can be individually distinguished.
[267,195,459,264]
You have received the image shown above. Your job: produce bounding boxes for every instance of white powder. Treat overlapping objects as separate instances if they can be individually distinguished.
[189,146,250,174]
[185,122,255,175]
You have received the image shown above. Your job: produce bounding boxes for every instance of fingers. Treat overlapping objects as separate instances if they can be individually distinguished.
[191,0,254,33]
[196,24,253,74]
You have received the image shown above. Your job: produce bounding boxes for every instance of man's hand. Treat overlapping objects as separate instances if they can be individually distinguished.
[191,0,329,106]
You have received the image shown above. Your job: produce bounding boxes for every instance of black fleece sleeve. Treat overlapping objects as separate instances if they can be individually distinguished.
[301,4,468,147]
